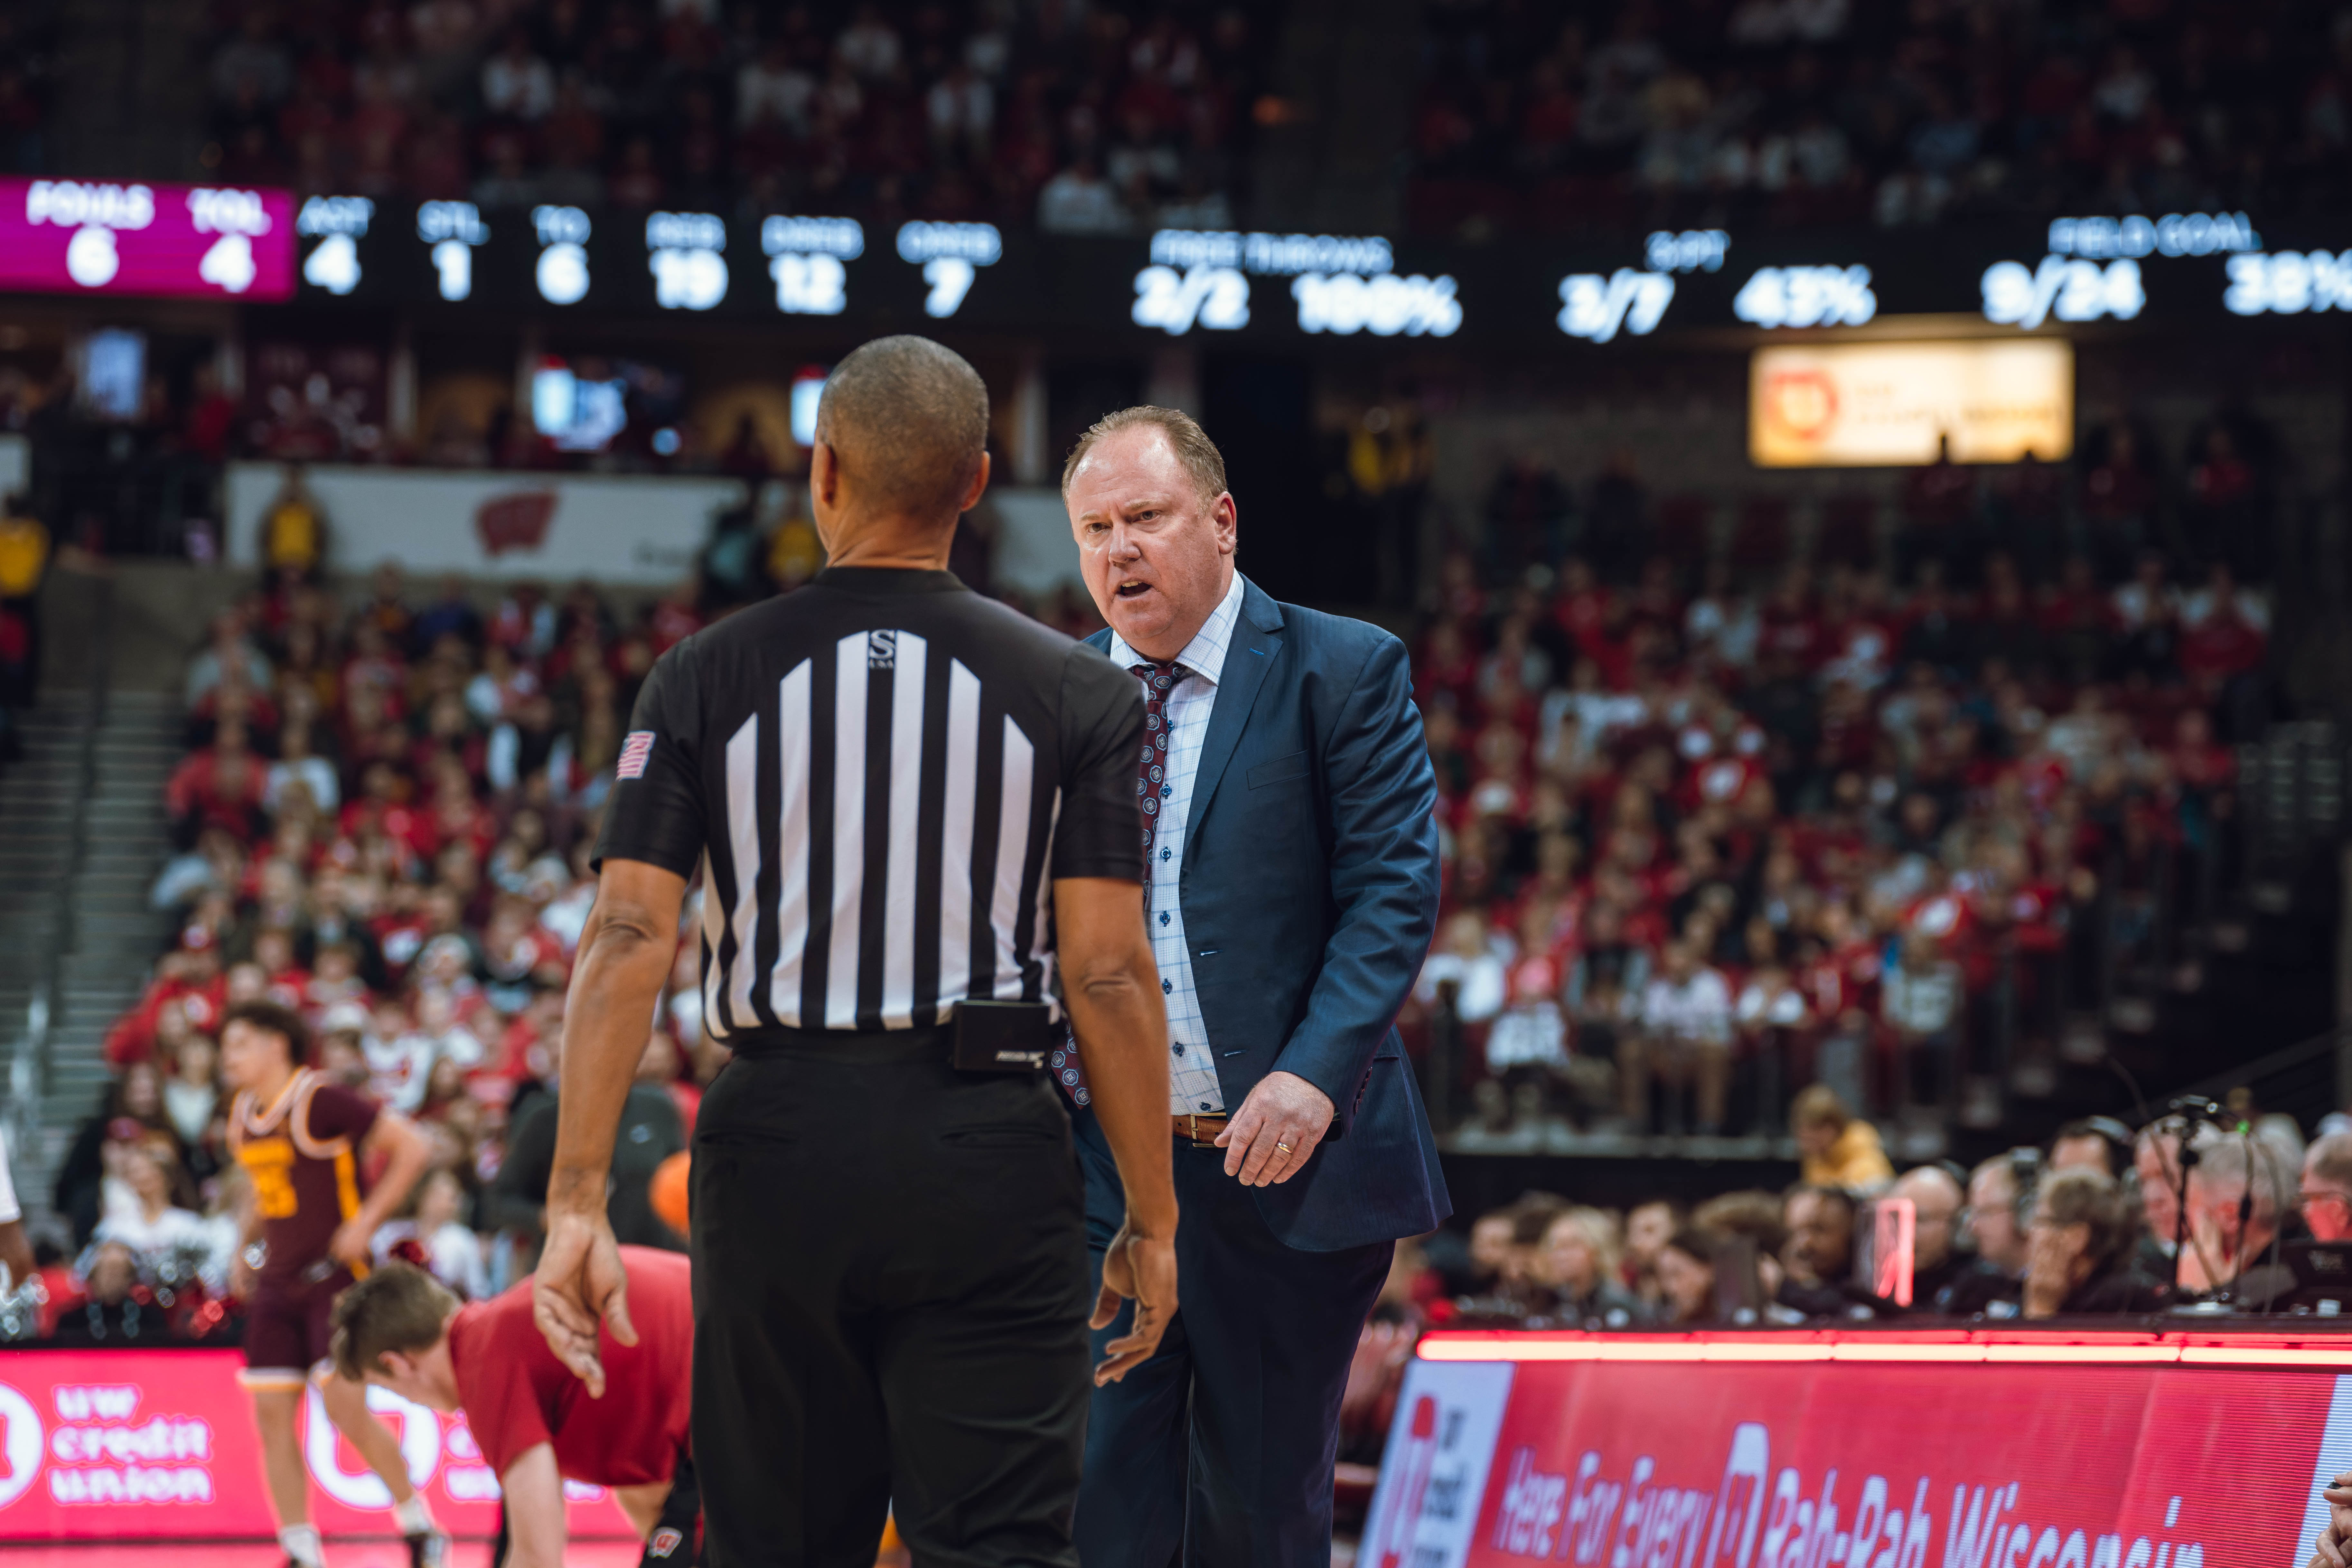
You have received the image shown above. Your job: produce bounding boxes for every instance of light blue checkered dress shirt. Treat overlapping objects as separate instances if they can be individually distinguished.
[1103,571,1247,1114]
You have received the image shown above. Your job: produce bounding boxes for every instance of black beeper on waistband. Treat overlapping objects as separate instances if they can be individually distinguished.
[951,1000,1054,1071]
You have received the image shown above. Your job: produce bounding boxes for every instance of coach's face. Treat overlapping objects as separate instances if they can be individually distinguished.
[1066,426,1238,663]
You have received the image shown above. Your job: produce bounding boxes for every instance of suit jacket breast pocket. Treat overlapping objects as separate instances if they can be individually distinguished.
[1246,750,1310,790]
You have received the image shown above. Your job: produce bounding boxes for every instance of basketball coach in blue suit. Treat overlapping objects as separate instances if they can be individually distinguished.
[1054,405,1448,1568]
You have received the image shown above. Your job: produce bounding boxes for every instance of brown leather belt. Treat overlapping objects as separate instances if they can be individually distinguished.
[1173,1113,1228,1146]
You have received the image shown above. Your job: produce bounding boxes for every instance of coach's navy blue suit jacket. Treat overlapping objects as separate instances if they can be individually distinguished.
[1086,575,1449,1252]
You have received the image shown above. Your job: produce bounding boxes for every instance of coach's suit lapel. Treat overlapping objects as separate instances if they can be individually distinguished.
[1188,576,1283,824]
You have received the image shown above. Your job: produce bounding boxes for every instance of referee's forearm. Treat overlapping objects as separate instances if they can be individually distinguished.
[1056,878,1177,1235]
[1069,969,1178,1235]
[548,876,683,1216]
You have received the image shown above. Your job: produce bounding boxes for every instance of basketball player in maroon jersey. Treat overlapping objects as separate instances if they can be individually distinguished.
[222,999,438,1568]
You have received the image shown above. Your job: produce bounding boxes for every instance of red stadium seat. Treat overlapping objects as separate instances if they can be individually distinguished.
[1817,494,1879,571]
[1652,493,1714,563]
[1731,496,1792,576]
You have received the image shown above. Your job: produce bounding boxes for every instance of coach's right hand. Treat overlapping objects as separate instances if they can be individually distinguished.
[1091,1219,1177,1385]
[534,1206,638,1398]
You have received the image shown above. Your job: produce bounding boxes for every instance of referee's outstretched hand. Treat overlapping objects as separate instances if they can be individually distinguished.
[534,1208,640,1399]
[1091,1219,1177,1385]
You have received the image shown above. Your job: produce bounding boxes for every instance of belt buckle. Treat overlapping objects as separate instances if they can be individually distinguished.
[1180,1113,1219,1148]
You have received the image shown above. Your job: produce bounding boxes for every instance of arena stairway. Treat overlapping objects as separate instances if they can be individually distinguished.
[0,688,181,1234]
[0,701,88,1188]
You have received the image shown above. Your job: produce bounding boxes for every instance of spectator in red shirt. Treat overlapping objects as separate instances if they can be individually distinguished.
[332,1248,698,1565]
[2182,424,2257,576]
[2080,423,2158,578]
[2178,561,2269,688]
[165,721,270,847]
[1900,434,1978,583]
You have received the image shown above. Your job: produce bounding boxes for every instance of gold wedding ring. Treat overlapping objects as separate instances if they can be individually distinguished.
[1276,1141,1294,1153]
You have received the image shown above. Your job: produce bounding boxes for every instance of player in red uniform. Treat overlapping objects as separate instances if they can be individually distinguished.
[221,1000,439,1568]
[330,1246,698,1567]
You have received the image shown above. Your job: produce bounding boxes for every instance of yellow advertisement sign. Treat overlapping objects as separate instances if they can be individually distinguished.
[1749,339,2073,467]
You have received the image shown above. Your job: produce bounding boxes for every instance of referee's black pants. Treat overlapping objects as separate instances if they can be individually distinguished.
[689,1026,1093,1568]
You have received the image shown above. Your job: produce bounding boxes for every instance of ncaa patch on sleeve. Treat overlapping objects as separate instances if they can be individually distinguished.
[616,730,656,779]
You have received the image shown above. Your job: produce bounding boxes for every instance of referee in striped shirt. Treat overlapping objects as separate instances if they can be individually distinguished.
[532,336,1180,1568]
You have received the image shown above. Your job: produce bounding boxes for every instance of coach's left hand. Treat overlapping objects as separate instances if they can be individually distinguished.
[1215,1071,1333,1188]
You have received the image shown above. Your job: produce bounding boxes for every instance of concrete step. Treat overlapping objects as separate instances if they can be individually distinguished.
[72,917,167,942]
[82,845,165,864]
[52,1020,136,1041]
[71,908,162,929]
[52,1022,135,1043]
[55,960,161,982]
[0,800,87,818]
[84,798,168,819]
[72,895,165,915]
[58,955,152,981]
[48,1034,117,1057]
[71,872,154,895]
[68,885,158,905]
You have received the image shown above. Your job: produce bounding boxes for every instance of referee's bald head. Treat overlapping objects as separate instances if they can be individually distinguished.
[814,335,990,524]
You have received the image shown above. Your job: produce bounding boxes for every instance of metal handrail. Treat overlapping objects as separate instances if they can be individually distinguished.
[2170,1020,2352,1124]
[5,572,113,1229]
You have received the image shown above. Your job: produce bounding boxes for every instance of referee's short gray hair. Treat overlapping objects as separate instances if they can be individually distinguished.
[1061,406,1228,507]
[815,335,990,520]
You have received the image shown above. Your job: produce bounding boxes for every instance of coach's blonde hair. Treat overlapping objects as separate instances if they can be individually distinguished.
[1060,406,1228,506]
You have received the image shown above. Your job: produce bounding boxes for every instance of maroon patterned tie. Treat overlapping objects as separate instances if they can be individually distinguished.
[1052,660,1185,1109]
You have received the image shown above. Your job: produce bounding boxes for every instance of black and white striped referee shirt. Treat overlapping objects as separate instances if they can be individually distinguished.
[592,567,1145,1038]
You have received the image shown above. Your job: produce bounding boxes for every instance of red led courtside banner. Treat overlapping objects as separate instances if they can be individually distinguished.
[1364,1330,2352,1568]
[0,178,295,301]
[0,1349,633,1540]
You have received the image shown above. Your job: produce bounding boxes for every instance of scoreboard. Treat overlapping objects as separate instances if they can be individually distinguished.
[270,197,2347,346]
[3,174,2342,352]
[0,178,294,301]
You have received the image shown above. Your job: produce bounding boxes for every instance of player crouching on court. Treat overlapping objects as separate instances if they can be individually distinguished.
[330,1246,699,1568]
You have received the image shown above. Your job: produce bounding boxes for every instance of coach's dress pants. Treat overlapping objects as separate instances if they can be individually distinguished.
[690,1028,1092,1568]
[1070,1108,1393,1568]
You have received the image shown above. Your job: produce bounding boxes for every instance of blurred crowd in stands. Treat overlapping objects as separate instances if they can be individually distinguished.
[198,0,1265,233]
[1411,0,2351,235]
[14,561,727,1343]
[1401,410,2275,1143]
[0,380,2297,1355]
[1355,1095,2329,1361]
[1328,1094,2346,1486]
[0,8,58,177]
[0,521,1110,1344]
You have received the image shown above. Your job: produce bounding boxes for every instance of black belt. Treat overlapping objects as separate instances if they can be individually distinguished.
[723,1023,953,1063]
